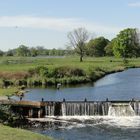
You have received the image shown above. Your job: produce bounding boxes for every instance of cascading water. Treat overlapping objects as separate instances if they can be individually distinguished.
[132,101,140,115]
[45,101,110,116]
[44,101,140,117]
[108,103,135,116]
[45,102,55,116]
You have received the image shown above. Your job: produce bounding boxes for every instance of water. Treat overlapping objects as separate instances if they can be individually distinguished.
[13,68,140,101]
[108,103,135,116]
[14,68,140,140]
[28,116,140,140]
[45,101,110,116]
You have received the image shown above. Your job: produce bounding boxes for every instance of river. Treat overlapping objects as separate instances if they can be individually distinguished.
[14,68,140,140]
[14,68,140,101]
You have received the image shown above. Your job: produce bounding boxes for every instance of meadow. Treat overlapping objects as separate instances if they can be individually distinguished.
[0,56,127,72]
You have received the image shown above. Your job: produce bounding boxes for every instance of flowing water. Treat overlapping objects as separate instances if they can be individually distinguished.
[13,68,140,140]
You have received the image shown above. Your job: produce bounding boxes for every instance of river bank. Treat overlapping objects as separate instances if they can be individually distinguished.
[0,124,52,140]
[0,56,140,96]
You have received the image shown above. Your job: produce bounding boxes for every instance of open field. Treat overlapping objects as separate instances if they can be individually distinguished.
[0,56,131,72]
[0,56,139,72]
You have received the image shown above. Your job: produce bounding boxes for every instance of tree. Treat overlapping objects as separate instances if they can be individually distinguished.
[67,27,89,62]
[36,46,46,55]
[30,47,38,57]
[105,38,116,56]
[16,45,30,56]
[113,28,140,58]
[87,37,109,57]
[6,49,14,56]
[49,48,57,56]
[0,50,4,56]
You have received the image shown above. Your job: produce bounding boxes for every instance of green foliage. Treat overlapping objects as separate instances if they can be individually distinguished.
[5,49,14,56]
[87,37,109,57]
[30,47,38,57]
[29,66,85,79]
[88,67,105,81]
[53,66,85,78]
[28,66,48,77]
[2,45,70,57]
[0,50,4,56]
[113,28,140,58]
[0,56,140,88]
[16,45,30,57]
[0,105,26,127]
[105,38,116,56]
[123,58,129,66]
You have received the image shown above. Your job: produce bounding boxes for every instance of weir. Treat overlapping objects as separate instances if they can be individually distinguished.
[45,101,110,116]
[1,99,140,118]
[108,103,135,116]
[44,100,140,117]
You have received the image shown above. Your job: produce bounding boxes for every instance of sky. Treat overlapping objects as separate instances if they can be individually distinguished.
[0,0,140,51]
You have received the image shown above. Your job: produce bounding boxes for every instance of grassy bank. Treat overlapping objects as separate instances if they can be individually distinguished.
[0,124,52,140]
[0,56,140,90]
[0,87,17,96]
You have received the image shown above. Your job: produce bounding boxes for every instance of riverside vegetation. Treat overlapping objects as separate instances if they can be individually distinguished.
[0,56,140,96]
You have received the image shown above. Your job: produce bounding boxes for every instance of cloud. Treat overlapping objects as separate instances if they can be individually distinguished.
[128,2,140,7]
[0,16,122,35]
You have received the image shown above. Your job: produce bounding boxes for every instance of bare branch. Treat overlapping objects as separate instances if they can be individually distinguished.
[67,27,89,62]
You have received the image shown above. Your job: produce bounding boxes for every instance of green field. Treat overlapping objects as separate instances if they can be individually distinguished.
[0,56,129,72]
[0,56,139,72]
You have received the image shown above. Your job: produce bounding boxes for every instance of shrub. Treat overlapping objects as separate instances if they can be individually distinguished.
[53,66,85,78]
[28,66,48,77]
[88,67,105,81]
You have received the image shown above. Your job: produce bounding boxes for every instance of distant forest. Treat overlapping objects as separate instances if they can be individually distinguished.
[0,45,75,57]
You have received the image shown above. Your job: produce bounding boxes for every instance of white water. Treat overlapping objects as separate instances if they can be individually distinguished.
[30,116,140,129]
[108,103,135,116]
[41,102,140,129]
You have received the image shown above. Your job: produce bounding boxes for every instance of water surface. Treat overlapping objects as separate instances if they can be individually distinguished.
[15,68,140,101]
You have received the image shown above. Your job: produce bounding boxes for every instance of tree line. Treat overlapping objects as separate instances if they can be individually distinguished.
[0,46,75,57]
[0,28,140,61]
[67,27,140,61]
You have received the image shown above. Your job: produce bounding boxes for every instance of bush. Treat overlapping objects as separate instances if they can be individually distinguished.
[88,67,105,81]
[0,105,26,127]
[28,66,48,77]
[53,66,85,78]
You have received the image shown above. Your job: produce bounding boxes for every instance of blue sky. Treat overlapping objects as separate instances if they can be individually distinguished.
[0,0,140,51]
